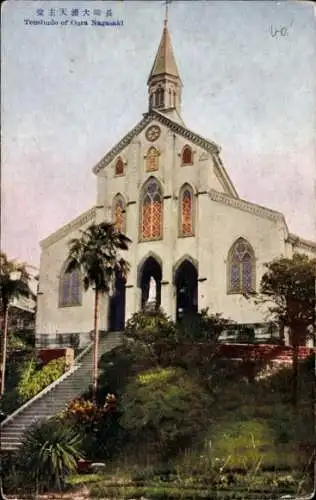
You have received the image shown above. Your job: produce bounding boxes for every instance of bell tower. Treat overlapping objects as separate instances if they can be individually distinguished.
[147,18,183,116]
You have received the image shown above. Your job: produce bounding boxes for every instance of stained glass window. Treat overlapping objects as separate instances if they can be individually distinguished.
[146,147,159,172]
[113,195,126,233]
[115,157,124,176]
[141,178,163,240]
[182,145,193,166]
[180,186,194,236]
[59,265,82,307]
[228,238,255,294]
[242,254,253,292]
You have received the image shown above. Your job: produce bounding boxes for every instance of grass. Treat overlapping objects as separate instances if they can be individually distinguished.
[88,481,303,499]
[11,345,315,499]
[83,357,314,497]
[66,473,104,486]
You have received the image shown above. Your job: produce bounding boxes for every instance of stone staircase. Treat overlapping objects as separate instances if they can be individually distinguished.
[1,331,122,451]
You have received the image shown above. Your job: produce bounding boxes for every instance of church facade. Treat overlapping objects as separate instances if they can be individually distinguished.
[36,22,316,348]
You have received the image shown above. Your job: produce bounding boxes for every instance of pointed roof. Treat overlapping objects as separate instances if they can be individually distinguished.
[147,21,181,83]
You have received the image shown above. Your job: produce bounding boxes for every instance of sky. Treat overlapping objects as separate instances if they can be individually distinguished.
[1,0,316,268]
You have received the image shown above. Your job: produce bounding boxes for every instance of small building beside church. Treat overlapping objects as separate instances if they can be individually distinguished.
[35,21,316,348]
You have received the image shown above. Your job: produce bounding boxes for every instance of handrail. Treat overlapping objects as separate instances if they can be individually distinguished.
[74,340,93,363]
[0,342,95,428]
[1,333,114,429]
[1,364,79,428]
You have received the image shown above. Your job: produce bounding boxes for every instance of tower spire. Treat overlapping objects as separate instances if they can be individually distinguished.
[147,3,183,116]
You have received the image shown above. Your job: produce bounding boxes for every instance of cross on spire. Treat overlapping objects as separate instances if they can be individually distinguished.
[164,0,172,26]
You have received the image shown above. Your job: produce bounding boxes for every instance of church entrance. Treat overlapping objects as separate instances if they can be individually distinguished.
[139,256,162,309]
[109,272,126,331]
[175,260,198,321]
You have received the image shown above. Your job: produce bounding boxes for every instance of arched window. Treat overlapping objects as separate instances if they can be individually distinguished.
[59,263,82,307]
[179,184,194,236]
[155,87,164,108]
[115,157,124,176]
[112,194,126,233]
[141,177,163,240]
[155,90,159,107]
[181,145,193,166]
[146,146,159,172]
[227,238,255,294]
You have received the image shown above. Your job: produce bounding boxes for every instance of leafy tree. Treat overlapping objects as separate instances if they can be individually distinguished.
[19,418,82,493]
[258,253,316,405]
[66,222,131,402]
[0,252,30,395]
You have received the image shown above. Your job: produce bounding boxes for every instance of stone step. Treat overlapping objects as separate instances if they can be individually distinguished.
[1,435,26,442]
[1,332,122,451]
[1,443,22,450]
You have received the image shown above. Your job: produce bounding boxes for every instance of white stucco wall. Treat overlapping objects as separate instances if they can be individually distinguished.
[94,119,293,324]
[36,210,98,346]
[36,114,316,347]
[199,197,286,323]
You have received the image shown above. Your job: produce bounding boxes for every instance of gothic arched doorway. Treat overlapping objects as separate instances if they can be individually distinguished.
[109,272,126,331]
[175,260,198,321]
[139,256,162,309]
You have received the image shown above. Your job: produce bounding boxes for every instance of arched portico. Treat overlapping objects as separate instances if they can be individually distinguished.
[108,272,126,331]
[174,258,198,320]
[138,255,162,309]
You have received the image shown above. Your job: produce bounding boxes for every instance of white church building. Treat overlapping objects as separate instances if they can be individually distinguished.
[36,21,316,348]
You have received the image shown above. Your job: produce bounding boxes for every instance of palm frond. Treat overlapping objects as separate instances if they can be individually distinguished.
[64,222,131,293]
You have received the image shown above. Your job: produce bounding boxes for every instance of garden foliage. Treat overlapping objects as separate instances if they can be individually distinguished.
[17,356,66,401]
[120,366,211,455]
[17,418,82,492]
[61,393,124,460]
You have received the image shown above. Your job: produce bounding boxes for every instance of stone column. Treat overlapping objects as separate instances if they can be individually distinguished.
[125,285,139,323]
[161,281,174,320]
[196,191,212,312]
[197,279,209,312]
[160,186,176,320]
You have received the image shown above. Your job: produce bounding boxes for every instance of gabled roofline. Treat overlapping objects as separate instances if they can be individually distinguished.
[40,207,96,250]
[92,110,241,198]
[208,189,287,224]
[286,233,316,253]
[92,114,153,175]
[93,110,221,173]
[212,154,239,199]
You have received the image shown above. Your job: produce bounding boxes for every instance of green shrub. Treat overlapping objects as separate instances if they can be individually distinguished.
[178,309,232,342]
[17,356,66,401]
[99,310,179,391]
[120,367,211,455]
[62,395,125,461]
[0,350,34,413]
[17,417,83,493]
[125,308,179,344]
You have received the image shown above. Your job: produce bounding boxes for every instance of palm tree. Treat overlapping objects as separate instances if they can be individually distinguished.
[66,222,131,402]
[0,252,30,396]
